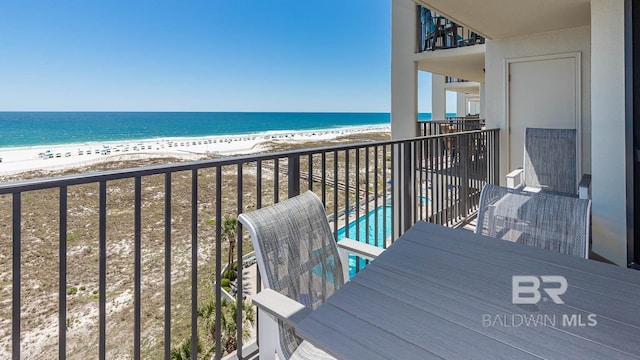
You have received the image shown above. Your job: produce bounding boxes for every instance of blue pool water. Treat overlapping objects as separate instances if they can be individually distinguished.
[336,206,392,278]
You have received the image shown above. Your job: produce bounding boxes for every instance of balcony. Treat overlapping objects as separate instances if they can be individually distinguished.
[0,130,499,359]
[416,5,485,53]
[445,76,468,83]
[418,118,485,137]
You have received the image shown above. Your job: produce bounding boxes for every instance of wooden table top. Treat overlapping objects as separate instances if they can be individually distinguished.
[295,221,640,360]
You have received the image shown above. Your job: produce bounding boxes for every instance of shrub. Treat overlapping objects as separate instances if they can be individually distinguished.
[220,278,230,288]
[67,287,78,295]
[79,286,86,291]
[223,269,236,281]
[232,262,239,271]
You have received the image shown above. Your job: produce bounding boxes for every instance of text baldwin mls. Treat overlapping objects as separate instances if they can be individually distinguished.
[482,313,597,328]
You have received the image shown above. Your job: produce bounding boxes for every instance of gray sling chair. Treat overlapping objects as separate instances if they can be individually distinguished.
[238,190,383,360]
[476,184,592,258]
[506,128,591,199]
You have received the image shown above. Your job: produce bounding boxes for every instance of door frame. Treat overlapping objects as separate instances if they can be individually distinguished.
[504,52,582,179]
[625,0,639,268]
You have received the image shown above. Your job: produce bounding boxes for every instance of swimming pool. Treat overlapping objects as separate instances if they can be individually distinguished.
[336,206,392,278]
[419,196,432,205]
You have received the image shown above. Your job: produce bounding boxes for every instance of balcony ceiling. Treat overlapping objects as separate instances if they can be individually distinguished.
[415,44,486,83]
[416,0,591,40]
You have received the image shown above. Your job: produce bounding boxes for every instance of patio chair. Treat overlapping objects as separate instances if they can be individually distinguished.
[238,190,383,360]
[476,184,591,258]
[506,128,591,199]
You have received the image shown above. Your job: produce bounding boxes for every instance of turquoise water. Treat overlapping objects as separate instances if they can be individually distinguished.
[336,206,392,278]
[0,112,453,148]
[0,112,388,148]
[419,196,432,205]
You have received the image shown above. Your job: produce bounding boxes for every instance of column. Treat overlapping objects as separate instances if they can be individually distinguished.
[391,0,418,140]
[456,92,467,117]
[591,0,627,265]
[431,74,446,120]
[390,0,418,237]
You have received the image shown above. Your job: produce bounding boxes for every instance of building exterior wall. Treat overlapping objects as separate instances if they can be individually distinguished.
[591,0,627,265]
[390,0,418,140]
[484,26,592,182]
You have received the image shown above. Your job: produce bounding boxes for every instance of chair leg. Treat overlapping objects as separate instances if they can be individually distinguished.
[338,248,350,281]
[258,308,278,360]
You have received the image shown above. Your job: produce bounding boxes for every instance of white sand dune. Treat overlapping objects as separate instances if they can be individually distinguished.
[0,125,390,177]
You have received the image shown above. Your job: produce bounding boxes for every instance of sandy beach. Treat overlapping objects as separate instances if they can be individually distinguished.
[0,124,390,177]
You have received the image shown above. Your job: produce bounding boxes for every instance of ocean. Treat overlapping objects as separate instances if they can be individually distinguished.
[0,112,447,148]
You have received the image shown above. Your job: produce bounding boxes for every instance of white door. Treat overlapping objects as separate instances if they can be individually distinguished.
[508,54,580,172]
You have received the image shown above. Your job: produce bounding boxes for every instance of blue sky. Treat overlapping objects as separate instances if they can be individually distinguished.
[0,0,453,112]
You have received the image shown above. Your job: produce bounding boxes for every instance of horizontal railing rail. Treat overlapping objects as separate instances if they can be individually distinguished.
[0,129,499,359]
[445,76,469,83]
[416,5,485,53]
[418,118,486,137]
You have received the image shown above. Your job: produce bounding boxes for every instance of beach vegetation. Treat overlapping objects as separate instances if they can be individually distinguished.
[66,232,79,242]
[222,216,238,277]
[0,130,390,358]
[220,278,231,292]
[170,297,254,359]
[170,337,201,360]
[222,269,236,281]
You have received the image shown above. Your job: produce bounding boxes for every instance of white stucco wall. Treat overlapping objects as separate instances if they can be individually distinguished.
[390,0,418,140]
[484,26,592,182]
[590,0,627,265]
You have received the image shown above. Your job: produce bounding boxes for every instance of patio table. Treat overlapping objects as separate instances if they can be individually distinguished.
[295,221,640,359]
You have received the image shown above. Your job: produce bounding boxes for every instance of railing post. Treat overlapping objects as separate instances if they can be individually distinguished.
[391,144,399,240]
[12,192,21,360]
[493,130,500,184]
[288,155,300,198]
[416,4,423,52]
[59,186,67,360]
[459,134,470,217]
[403,141,413,233]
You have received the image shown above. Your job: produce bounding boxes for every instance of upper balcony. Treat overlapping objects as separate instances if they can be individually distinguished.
[413,5,486,83]
[416,5,485,54]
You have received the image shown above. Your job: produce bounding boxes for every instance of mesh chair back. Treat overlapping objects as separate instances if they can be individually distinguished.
[476,184,591,258]
[238,191,344,359]
[523,128,577,195]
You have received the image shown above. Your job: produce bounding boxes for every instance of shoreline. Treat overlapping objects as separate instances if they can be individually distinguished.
[0,124,390,177]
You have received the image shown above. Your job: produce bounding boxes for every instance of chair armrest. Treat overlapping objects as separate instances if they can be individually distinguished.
[506,168,524,189]
[337,238,384,280]
[252,289,311,328]
[579,174,591,199]
[337,238,384,261]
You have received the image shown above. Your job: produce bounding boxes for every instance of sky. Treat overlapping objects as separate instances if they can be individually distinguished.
[0,0,455,113]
